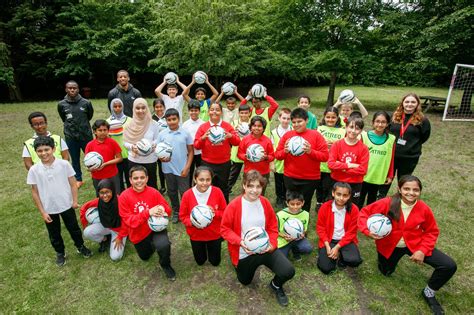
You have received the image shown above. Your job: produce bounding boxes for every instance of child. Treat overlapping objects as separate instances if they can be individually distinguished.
[316,107,346,204]
[85,120,123,195]
[274,108,329,212]
[227,104,251,194]
[183,73,219,122]
[107,98,132,191]
[237,116,274,195]
[154,74,187,124]
[359,175,457,315]
[334,96,368,126]
[221,170,295,307]
[182,100,205,187]
[277,191,312,260]
[119,165,176,280]
[241,88,279,137]
[27,136,92,266]
[179,166,227,266]
[80,179,128,260]
[328,116,369,206]
[23,112,69,170]
[157,108,194,223]
[216,85,245,123]
[297,96,317,129]
[358,111,395,208]
[317,182,362,274]
[57,80,94,188]
[270,108,292,208]
[152,98,168,193]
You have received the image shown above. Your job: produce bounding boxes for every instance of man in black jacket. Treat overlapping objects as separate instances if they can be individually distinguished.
[107,70,142,117]
[57,80,94,188]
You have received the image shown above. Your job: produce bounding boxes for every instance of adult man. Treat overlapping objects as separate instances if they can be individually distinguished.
[107,70,142,117]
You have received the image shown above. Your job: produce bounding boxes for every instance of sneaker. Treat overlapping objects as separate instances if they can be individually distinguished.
[56,253,66,267]
[293,252,302,261]
[269,282,289,307]
[159,187,167,194]
[337,259,347,269]
[76,181,84,189]
[98,236,110,253]
[422,290,445,315]
[77,245,93,258]
[163,265,176,281]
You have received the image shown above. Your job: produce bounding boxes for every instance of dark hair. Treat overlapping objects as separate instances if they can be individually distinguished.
[195,87,206,95]
[33,136,55,150]
[388,175,423,221]
[226,97,237,103]
[117,70,129,77]
[279,107,292,116]
[346,116,364,130]
[290,107,308,121]
[165,108,180,119]
[298,95,311,104]
[349,111,363,119]
[321,106,341,127]
[332,182,353,213]
[129,165,148,177]
[28,112,47,125]
[372,111,391,134]
[65,80,78,87]
[167,84,178,90]
[193,166,214,179]
[239,104,250,112]
[153,98,165,107]
[188,99,201,110]
[250,115,267,130]
[285,190,304,202]
[242,170,267,189]
[92,119,109,131]
[210,102,222,110]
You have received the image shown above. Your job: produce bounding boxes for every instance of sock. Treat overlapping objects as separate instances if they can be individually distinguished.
[424,286,435,298]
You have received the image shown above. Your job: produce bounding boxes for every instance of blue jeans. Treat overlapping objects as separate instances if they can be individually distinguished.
[279,238,313,257]
[65,138,90,181]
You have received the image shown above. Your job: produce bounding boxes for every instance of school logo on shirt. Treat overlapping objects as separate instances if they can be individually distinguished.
[342,152,357,164]
[134,201,149,213]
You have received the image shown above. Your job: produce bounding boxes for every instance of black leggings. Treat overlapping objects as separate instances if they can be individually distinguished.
[45,208,84,254]
[283,176,319,212]
[316,172,333,203]
[134,231,171,267]
[201,160,231,203]
[359,181,381,209]
[317,240,362,274]
[236,250,295,287]
[190,238,222,266]
[377,247,456,290]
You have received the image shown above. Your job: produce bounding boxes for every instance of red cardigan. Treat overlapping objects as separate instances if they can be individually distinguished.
[220,195,278,266]
[328,139,369,183]
[80,198,129,240]
[118,186,171,244]
[316,201,359,249]
[179,186,227,241]
[237,134,274,175]
[274,129,329,180]
[194,121,240,164]
[358,197,439,259]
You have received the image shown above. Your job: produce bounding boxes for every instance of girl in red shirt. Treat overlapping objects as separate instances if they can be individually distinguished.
[179,166,227,266]
[359,175,456,315]
[317,182,361,274]
[237,116,274,195]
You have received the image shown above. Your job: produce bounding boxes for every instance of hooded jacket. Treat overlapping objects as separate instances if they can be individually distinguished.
[57,94,94,141]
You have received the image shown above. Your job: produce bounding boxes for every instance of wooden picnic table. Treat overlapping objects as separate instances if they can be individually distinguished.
[420,96,447,113]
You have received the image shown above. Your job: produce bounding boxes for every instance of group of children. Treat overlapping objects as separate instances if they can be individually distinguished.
[22,71,454,313]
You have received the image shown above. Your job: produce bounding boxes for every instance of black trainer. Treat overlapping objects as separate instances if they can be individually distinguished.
[159,187,167,194]
[163,265,176,281]
[293,251,302,261]
[99,235,111,253]
[269,282,289,307]
[56,253,66,267]
[422,290,445,315]
[77,245,93,258]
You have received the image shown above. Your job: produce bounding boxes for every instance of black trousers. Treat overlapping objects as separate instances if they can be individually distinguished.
[377,247,457,291]
[316,172,333,203]
[317,240,362,274]
[45,208,84,254]
[116,158,130,191]
[227,161,243,193]
[134,231,171,267]
[188,154,202,187]
[358,181,381,209]
[236,250,295,287]
[283,176,319,212]
[273,172,286,202]
[201,160,231,203]
[157,160,166,191]
[378,156,420,198]
[128,160,158,190]
[190,238,222,266]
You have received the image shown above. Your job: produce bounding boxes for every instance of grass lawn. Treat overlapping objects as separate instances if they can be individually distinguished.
[1,86,472,313]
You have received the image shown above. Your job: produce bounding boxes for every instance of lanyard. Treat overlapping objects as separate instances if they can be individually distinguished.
[399,113,413,139]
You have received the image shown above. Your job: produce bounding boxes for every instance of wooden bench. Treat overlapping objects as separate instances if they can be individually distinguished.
[420,96,447,113]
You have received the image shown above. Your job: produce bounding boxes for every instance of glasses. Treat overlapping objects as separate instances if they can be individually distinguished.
[99,190,112,196]
[32,122,46,127]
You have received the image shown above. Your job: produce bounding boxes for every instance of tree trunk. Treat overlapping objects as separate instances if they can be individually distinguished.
[8,72,22,101]
[326,71,337,108]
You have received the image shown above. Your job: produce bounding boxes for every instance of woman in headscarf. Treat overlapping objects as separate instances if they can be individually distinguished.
[80,178,128,261]
[123,98,160,189]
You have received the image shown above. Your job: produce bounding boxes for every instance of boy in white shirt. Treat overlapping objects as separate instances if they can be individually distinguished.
[154,74,188,124]
[182,100,205,186]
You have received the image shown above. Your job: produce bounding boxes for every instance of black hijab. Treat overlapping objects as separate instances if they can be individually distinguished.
[97,179,121,228]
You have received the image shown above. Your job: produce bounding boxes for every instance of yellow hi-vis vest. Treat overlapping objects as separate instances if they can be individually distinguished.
[25,134,63,164]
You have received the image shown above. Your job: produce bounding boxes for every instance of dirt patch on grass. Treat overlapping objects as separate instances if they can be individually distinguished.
[346,267,386,314]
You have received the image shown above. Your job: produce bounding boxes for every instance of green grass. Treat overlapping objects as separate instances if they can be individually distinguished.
[1,86,473,313]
